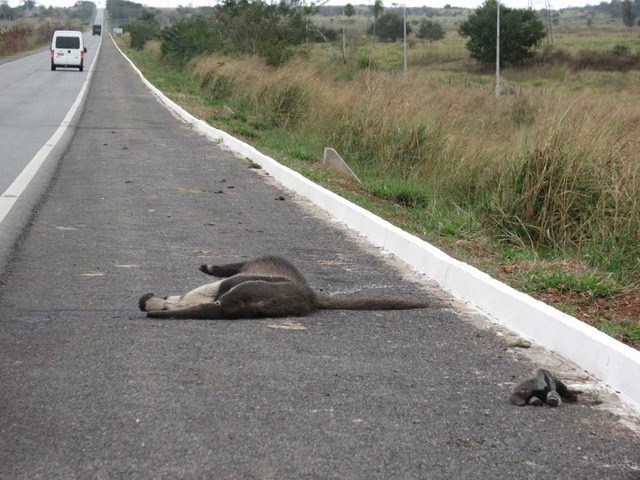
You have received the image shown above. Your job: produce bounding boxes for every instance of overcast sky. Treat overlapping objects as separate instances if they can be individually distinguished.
[10,0,596,13]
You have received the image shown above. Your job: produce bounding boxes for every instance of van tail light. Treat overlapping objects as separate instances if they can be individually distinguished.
[50,49,54,60]
[80,50,84,62]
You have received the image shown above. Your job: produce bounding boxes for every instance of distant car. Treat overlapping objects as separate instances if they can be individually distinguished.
[93,24,102,36]
[50,30,87,72]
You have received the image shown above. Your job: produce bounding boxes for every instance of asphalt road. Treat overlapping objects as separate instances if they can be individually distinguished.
[1,35,639,479]
[0,28,101,195]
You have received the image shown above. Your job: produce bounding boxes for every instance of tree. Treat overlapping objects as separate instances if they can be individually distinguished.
[417,19,445,42]
[343,3,355,17]
[161,15,220,67]
[621,0,636,26]
[371,0,383,36]
[0,2,18,20]
[211,0,309,66]
[341,3,356,63]
[367,10,410,42]
[458,0,546,66]
[125,8,160,50]
[372,0,383,20]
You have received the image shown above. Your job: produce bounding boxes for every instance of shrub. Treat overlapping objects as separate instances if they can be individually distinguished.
[259,82,308,128]
[491,140,602,248]
[0,22,32,54]
[417,19,445,42]
[357,54,378,70]
[213,0,309,66]
[485,110,640,278]
[530,45,640,72]
[161,15,220,67]
[573,48,640,71]
[312,25,339,43]
[125,9,159,50]
[201,72,237,101]
[367,11,411,42]
[511,96,536,127]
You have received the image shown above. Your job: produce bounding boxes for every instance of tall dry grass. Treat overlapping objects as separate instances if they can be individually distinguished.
[188,53,640,281]
[0,18,85,56]
[491,101,640,253]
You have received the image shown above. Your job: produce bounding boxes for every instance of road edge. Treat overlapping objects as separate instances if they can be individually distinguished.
[113,37,640,413]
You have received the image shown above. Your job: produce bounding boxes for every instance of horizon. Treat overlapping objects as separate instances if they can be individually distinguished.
[6,0,601,12]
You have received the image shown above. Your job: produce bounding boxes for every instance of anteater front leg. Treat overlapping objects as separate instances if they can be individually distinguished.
[200,261,247,277]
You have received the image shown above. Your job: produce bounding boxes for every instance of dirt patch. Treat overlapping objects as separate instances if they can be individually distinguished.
[449,242,640,351]
[535,288,640,349]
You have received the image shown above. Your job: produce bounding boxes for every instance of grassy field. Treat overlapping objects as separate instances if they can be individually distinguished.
[117,18,640,348]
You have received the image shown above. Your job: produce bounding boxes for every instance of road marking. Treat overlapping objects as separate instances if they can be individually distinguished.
[0,35,102,227]
[267,321,306,331]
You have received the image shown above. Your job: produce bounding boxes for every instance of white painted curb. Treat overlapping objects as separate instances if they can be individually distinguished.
[115,38,640,412]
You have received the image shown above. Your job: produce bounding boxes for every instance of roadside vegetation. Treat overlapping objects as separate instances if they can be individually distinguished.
[0,1,95,57]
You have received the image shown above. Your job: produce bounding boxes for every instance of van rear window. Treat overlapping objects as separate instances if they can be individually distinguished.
[55,36,80,49]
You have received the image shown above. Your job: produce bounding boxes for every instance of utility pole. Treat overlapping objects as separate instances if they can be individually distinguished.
[545,0,554,45]
[402,4,407,76]
[495,0,500,98]
[392,3,407,76]
[342,8,346,63]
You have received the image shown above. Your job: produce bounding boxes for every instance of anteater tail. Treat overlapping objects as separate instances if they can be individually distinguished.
[317,295,429,311]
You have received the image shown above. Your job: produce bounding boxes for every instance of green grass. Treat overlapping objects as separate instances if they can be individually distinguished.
[214,115,261,139]
[367,179,434,208]
[597,321,640,344]
[525,267,617,299]
[553,28,640,52]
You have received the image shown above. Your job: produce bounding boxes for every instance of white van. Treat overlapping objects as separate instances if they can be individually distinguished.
[50,30,87,72]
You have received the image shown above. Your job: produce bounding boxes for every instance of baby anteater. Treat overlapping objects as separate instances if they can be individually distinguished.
[510,369,581,407]
[139,255,430,320]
